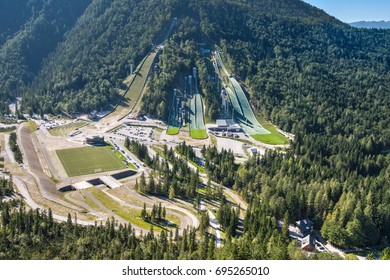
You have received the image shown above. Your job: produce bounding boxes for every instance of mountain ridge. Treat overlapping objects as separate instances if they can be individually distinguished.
[350,20,390,29]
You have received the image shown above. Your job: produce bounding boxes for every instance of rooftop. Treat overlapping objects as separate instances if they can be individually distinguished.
[99,175,123,189]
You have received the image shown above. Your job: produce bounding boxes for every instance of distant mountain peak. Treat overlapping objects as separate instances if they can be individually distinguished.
[349,20,390,29]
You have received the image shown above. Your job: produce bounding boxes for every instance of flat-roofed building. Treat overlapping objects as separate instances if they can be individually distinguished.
[72,181,93,190]
[85,135,105,145]
[99,175,123,189]
[213,119,242,132]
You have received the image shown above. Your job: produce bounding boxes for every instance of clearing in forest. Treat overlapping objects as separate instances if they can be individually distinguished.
[103,49,158,122]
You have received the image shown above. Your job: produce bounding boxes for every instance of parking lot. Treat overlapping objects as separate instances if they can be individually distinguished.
[111,124,156,144]
[36,118,74,130]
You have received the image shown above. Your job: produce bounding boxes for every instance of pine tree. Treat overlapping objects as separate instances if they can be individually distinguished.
[380,248,390,260]
[162,207,166,220]
[207,235,215,259]
[67,213,72,227]
[147,175,155,194]
[282,211,289,239]
[141,203,148,221]
[124,137,130,149]
[139,172,146,193]
[158,203,162,221]
[169,186,175,200]
[194,194,201,210]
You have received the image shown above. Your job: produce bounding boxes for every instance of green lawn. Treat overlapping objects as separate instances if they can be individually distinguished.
[251,117,290,145]
[87,187,181,231]
[48,121,88,137]
[56,146,126,177]
[87,187,155,230]
[123,52,157,109]
[113,150,137,170]
[190,129,208,139]
[167,127,180,135]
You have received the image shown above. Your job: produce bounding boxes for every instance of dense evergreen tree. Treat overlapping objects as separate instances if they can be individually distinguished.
[8,132,23,164]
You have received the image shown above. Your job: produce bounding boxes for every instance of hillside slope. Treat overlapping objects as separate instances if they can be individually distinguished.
[24,0,175,114]
[0,0,389,250]
[0,0,91,110]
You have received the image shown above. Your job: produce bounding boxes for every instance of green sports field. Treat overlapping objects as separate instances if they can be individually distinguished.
[56,146,126,177]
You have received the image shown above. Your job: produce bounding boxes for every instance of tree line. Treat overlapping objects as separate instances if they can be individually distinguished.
[8,132,23,164]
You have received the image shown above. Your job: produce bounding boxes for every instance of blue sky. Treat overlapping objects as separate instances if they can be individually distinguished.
[303,0,390,22]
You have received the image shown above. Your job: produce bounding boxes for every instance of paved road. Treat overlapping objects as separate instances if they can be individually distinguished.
[17,124,81,211]
[13,176,94,226]
[34,129,61,179]
[103,187,199,231]
[64,191,107,221]
[223,186,248,211]
[4,134,16,164]
[81,190,134,226]
[208,209,222,248]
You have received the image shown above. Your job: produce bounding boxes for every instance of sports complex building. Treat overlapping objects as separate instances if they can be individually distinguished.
[209,119,242,132]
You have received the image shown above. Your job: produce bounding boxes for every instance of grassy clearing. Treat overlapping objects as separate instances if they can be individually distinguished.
[48,121,88,137]
[56,146,126,177]
[87,187,154,230]
[151,146,165,158]
[107,51,157,120]
[113,150,137,170]
[25,120,38,133]
[88,187,181,231]
[108,187,144,206]
[190,129,208,139]
[165,211,182,227]
[167,127,180,135]
[251,117,289,145]
[124,52,156,108]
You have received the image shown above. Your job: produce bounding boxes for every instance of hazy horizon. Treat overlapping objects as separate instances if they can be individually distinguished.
[303,0,390,23]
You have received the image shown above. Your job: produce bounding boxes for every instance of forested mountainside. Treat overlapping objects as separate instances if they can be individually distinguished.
[0,0,91,112]
[0,0,389,256]
[24,0,174,114]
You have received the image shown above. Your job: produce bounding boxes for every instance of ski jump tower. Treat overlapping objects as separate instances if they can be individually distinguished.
[189,75,193,98]
[193,67,199,94]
